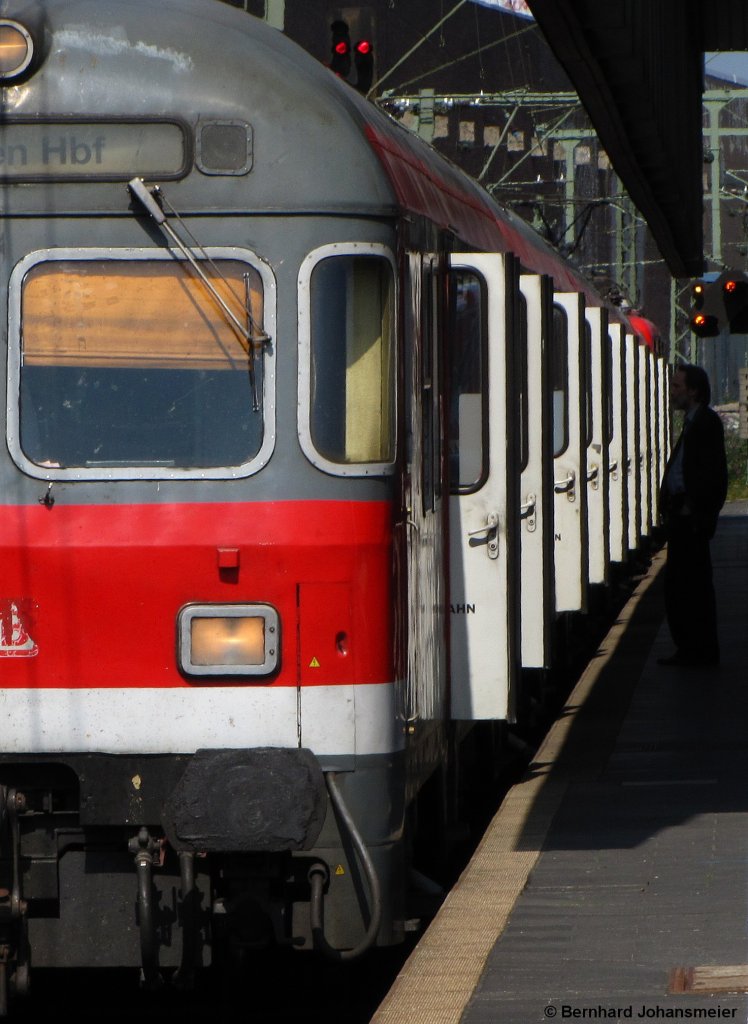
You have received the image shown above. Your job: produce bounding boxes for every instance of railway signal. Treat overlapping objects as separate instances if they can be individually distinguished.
[690,280,719,337]
[688,271,748,337]
[354,38,374,93]
[329,21,374,94]
[330,20,351,78]
[723,276,748,333]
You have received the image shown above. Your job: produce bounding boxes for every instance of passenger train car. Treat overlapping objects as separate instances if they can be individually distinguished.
[0,0,667,1006]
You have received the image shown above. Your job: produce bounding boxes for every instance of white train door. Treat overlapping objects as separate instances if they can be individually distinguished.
[625,332,640,554]
[519,273,554,669]
[648,350,661,530]
[607,323,628,564]
[448,253,520,721]
[584,306,610,586]
[637,344,652,537]
[552,293,588,613]
[655,355,668,518]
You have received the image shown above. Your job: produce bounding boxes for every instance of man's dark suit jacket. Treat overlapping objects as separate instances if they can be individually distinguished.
[662,404,727,538]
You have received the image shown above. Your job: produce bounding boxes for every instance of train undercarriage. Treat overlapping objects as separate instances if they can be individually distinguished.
[0,749,400,1012]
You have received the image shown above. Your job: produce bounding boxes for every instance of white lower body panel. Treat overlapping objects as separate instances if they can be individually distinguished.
[0,681,404,756]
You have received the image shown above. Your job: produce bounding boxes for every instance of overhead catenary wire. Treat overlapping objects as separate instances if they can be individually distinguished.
[367,0,469,98]
[378,21,535,96]
[490,103,581,188]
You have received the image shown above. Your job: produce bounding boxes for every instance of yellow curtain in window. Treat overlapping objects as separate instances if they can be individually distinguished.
[344,262,393,462]
[22,261,263,370]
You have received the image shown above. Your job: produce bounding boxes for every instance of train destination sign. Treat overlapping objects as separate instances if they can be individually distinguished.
[0,122,186,180]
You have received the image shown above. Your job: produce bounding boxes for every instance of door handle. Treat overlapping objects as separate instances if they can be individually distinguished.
[554,469,576,500]
[520,493,536,533]
[468,511,499,560]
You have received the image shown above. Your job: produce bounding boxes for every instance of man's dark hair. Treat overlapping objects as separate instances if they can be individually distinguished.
[676,363,711,405]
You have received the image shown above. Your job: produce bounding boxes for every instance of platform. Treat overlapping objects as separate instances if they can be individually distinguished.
[373,503,748,1024]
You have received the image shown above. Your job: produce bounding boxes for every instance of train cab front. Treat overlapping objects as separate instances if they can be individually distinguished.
[0,140,404,1015]
[0,0,412,1007]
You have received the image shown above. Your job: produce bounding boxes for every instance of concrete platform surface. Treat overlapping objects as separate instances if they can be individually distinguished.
[373,505,748,1024]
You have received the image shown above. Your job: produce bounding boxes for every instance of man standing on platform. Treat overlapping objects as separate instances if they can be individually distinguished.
[659,364,727,667]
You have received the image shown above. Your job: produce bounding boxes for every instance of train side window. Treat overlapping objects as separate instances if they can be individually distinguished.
[448,269,487,492]
[584,318,593,447]
[421,260,443,511]
[300,245,396,475]
[9,250,276,480]
[518,292,529,472]
[552,304,569,457]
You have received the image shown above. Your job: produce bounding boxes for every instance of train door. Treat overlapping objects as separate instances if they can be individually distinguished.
[584,306,610,586]
[401,252,448,729]
[607,323,628,564]
[552,293,588,614]
[518,273,554,669]
[637,344,652,537]
[655,355,668,514]
[648,350,661,529]
[625,333,641,554]
[447,253,520,721]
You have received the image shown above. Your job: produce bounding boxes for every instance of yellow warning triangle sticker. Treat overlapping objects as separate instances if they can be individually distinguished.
[309,656,320,668]
[335,864,345,876]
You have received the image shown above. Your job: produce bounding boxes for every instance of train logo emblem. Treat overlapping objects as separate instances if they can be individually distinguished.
[0,601,38,658]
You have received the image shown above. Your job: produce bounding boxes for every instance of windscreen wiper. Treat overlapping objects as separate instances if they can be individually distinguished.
[127,177,269,411]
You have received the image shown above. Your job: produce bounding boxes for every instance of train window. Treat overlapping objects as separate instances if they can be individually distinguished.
[584,319,593,447]
[10,250,276,479]
[552,304,569,457]
[301,247,395,473]
[422,260,442,511]
[448,269,487,492]
[196,120,253,176]
[518,292,529,473]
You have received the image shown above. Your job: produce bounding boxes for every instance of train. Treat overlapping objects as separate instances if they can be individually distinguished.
[0,0,668,1008]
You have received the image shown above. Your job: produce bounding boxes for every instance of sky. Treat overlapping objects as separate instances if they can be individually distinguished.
[469,0,534,18]
[705,52,748,86]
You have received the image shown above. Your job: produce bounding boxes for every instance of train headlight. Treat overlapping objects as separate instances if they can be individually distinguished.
[178,604,279,678]
[0,21,34,80]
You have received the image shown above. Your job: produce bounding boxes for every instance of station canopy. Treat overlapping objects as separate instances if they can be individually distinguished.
[526,0,748,278]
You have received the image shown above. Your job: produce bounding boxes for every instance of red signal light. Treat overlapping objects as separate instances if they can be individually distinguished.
[356,40,372,54]
[690,312,719,337]
[724,279,738,294]
[335,40,349,55]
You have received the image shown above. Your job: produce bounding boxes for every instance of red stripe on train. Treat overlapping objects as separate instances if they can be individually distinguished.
[0,500,394,689]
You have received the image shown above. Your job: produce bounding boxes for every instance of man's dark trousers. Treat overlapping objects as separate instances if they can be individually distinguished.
[663,514,719,664]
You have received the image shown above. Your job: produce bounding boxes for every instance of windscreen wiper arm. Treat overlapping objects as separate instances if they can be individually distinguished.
[128,177,269,410]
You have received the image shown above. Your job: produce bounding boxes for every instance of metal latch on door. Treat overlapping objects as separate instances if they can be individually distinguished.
[520,493,536,532]
[468,511,500,559]
[554,469,576,501]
